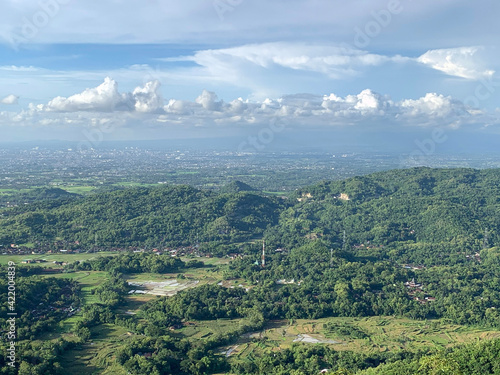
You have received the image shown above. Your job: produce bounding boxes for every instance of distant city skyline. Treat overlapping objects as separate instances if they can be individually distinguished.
[1,0,499,149]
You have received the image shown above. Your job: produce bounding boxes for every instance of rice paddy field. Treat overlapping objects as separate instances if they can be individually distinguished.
[59,324,132,375]
[221,316,500,361]
[8,252,500,374]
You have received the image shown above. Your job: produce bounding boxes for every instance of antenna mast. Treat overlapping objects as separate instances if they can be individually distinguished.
[483,228,489,250]
[262,240,266,268]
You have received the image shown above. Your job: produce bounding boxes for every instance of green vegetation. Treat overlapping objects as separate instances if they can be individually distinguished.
[0,187,79,207]
[227,316,500,356]
[0,252,119,267]
[0,185,283,248]
[67,252,186,274]
[1,168,500,262]
[3,168,500,374]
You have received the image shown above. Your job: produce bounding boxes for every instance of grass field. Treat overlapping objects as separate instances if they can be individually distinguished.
[0,188,33,194]
[0,252,229,269]
[62,186,98,194]
[224,316,500,360]
[53,263,232,373]
[33,270,124,374]
[112,182,159,188]
[0,251,119,267]
[35,271,111,339]
[181,256,232,266]
[179,319,243,341]
[36,312,500,373]
[59,324,132,375]
[122,265,230,312]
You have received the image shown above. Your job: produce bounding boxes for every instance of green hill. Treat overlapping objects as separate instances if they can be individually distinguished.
[0,185,282,247]
[220,180,258,194]
[0,187,79,207]
[267,167,500,265]
[1,168,500,261]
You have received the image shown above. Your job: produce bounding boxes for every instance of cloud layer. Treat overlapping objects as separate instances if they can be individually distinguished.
[177,43,408,80]
[417,47,495,80]
[40,78,473,125]
[0,78,495,135]
[0,41,496,110]
[158,42,497,100]
[0,0,497,49]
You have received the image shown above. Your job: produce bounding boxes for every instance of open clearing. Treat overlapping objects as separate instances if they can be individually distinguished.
[128,279,200,296]
[0,251,119,267]
[220,316,500,359]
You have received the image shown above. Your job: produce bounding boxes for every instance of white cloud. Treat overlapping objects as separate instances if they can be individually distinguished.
[5,78,491,133]
[1,94,18,104]
[354,89,387,112]
[1,76,496,141]
[44,77,164,113]
[319,90,392,118]
[195,90,222,111]
[185,43,495,85]
[417,47,495,80]
[131,80,164,113]
[0,0,494,49]
[45,77,127,112]
[164,99,195,115]
[400,93,468,117]
[0,43,496,108]
[0,66,39,72]
[174,42,407,81]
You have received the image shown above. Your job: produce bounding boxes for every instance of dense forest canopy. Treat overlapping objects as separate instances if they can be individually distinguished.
[1,167,498,259]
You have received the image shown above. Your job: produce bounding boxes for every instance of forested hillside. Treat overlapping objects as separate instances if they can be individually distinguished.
[0,187,79,207]
[268,167,500,265]
[0,185,283,247]
[1,168,500,261]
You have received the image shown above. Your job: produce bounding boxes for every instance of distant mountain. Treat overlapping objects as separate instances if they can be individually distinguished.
[220,180,258,194]
[26,187,80,200]
[0,187,79,207]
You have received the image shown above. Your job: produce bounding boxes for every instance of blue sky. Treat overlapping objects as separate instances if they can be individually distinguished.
[0,0,499,151]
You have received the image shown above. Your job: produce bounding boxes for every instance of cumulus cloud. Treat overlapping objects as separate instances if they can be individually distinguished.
[400,93,468,117]
[164,99,195,115]
[354,90,388,112]
[45,77,127,112]
[5,78,496,135]
[417,47,495,80]
[44,77,164,113]
[195,90,222,111]
[131,80,164,113]
[1,94,18,104]
[319,90,392,118]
